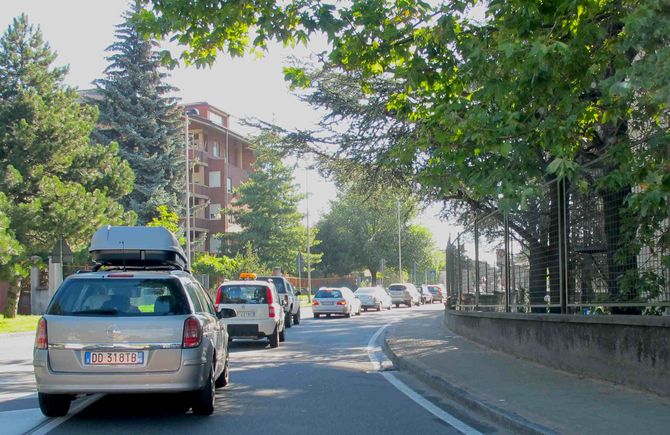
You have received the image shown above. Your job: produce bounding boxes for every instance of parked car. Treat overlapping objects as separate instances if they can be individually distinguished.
[388,283,420,308]
[354,286,392,311]
[312,287,362,318]
[33,226,233,417]
[215,276,286,348]
[256,275,301,328]
[426,284,446,303]
[419,285,434,304]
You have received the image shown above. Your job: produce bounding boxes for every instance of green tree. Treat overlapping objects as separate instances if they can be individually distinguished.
[0,15,134,317]
[93,1,184,224]
[191,252,237,289]
[147,205,184,244]
[315,186,435,285]
[220,148,319,274]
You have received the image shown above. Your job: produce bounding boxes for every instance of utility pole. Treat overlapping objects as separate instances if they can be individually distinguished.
[184,110,193,269]
[397,199,402,282]
[306,167,312,300]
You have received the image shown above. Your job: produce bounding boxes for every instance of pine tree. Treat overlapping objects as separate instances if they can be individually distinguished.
[93,1,184,224]
[0,14,134,317]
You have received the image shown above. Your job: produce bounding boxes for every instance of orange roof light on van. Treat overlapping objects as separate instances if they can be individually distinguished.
[239,272,257,280]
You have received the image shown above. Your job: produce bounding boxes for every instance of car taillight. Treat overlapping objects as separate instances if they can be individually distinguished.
[182,316,202,348]
[215,287,222,305]
[337,300,347,306]
[35,317,47,350]
[312,300,319,306]
[267,287,276,318]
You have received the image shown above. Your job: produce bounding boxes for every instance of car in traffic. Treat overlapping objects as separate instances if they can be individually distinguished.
[215,275,286,348]
[256,274,301,328]
[388,283,420,308]
[33,226,233,417]
[426,284,446,303]
[312,287,362,318]
[419,285,434,304]
[354,286,392,311]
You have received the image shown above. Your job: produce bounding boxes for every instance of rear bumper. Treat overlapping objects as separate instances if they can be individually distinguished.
[312,305,349,314]
[226,319,276,338]
[34,350,208,394]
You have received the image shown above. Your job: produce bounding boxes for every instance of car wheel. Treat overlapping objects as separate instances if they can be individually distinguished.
[269,326,280,348]
[313,313,320,318]
[285,310,292,328]
[387,303,392,310]
[363,308,367,312]
[192,366,215,415]
[377,303,382,312]
[406,300,411,307]
[395,303,399,308]
[293,307,301,325]
[345,310,351,318]
[279,325,286,342]
[38,393,71,417]
[215,356,229,388]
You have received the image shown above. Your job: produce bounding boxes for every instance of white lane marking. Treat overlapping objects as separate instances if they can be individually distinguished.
[30,394,103,435]
[367,324,482,435]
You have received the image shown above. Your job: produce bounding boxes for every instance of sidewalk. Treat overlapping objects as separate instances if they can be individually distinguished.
[383,309,670,435]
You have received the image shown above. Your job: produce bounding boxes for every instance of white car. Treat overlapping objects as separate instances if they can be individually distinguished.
[354,287,392,311]
[312,287,362,318]
[388,283,420,308]
[215,277,286,348]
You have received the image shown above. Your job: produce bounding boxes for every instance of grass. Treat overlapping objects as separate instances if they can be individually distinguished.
[0,314,41,334]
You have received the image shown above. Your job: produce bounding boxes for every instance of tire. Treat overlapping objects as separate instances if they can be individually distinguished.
[314,313,320,318]
[406,300,411,307]
[293,307,301,325]
[363,308,367,312]
[377,303,381,312]
[387,303,392,310]
[345,310,351,318]
[395,303,399,308]
[38,393,71,417]
[279,325,286,342]
[192,367,215,415]
[215,356,229,388]
[269,326,280,348]
[285,310,293,328]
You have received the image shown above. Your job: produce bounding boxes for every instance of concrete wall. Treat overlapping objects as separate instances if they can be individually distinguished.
[445,311,670,398]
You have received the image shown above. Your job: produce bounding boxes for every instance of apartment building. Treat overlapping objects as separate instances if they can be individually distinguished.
[184,102,255,254]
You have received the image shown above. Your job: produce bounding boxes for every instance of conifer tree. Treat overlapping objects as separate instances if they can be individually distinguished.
[93,1,184,224]
[0,15,134,317]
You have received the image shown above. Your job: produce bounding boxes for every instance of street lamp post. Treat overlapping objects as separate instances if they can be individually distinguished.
[306,167,312,300]
[184,108,199,270]
[397,199,402,282]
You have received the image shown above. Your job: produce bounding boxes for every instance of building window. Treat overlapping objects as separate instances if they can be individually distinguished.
[209,171,221,188]
[209,112,223,126]
[212,142,220,157]
[209,203,221,219]
[227,177,233,193]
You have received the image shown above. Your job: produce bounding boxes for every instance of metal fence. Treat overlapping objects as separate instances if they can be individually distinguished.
[447,173,670,315]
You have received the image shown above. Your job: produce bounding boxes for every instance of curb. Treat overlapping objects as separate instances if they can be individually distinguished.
[382,335,558,435]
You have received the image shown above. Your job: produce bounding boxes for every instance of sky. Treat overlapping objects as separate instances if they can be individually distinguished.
[0,0,460,251]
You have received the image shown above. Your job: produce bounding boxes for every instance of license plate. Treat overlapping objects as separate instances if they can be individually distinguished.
[321,301,334,305]
[237,311,256,318]
[85,351,144,366]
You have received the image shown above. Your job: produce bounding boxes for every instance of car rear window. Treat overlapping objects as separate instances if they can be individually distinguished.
[428,286,440,293]
[219,285,269,304]
[259,277,286,293]
[315,289,342,298]
[355,289,375,295]
[47,278,190,316]
[389,285,407,292]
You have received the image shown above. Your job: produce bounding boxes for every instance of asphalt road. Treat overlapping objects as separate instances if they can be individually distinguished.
[3,304,495,434]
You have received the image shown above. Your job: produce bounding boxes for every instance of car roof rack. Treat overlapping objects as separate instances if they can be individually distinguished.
[89,226,189,272]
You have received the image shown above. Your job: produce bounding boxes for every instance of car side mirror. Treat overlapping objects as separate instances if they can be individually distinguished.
[217,308,237,319]
[295,290,302,296]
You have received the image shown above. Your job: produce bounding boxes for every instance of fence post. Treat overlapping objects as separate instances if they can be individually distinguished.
[475,217,480,310]
[504,213,511,312]
[457,235,462,309]
[557,177,568,313]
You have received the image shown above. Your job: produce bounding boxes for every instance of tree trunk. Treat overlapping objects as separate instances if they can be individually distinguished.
[3,277,21,318]
[369,268,377,286]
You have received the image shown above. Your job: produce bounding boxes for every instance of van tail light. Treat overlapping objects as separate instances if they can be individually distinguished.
[35,317,48,350]
[215,287,223,305]
[267,287,275,318]
[182,316,202,348]
[337,300,347,306]
[312,300,319,306]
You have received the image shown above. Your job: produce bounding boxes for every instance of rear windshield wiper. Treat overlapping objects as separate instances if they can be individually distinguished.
[71,309,119,316]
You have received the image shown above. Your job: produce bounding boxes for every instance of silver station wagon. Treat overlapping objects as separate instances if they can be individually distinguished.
[33,226,234,417]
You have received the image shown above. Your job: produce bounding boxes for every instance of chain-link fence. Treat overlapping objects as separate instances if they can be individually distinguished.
[448,173,669,315]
